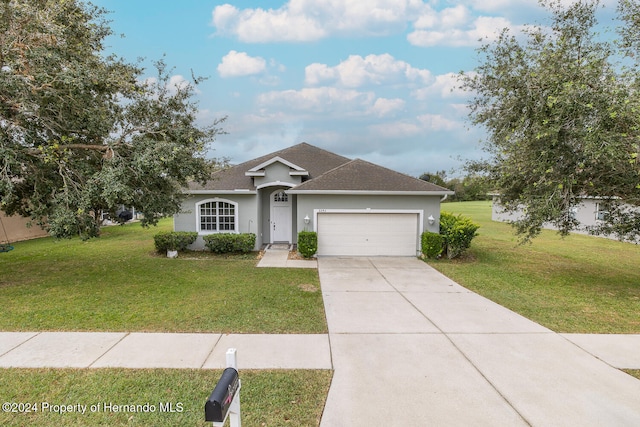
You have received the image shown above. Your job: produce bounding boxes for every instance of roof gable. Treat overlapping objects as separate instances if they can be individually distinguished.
[289,159,453,194]
[245,156,308,177]
[188,142,350,192]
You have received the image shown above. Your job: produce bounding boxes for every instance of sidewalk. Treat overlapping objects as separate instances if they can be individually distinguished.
[0,332,331,369]
[1,330,638,371]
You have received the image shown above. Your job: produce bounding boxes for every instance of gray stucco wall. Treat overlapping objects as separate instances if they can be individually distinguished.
[174,194,258,250]
[295,194,443,241]
[253,162,302,188]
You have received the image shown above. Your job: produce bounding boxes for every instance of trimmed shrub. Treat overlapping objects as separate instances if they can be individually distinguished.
[421,231,444,259]
[203,233,256,254]
[439,212,480,259]
[153,231,198,253]
[298,231,318,259]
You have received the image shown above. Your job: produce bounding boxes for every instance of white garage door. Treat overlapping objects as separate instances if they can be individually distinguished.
[317,212,419,256]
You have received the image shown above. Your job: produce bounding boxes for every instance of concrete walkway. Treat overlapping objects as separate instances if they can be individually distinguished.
[318,257,640,427]
[1,254,640,426]
[0,333,331,369]
[256,244,317,268]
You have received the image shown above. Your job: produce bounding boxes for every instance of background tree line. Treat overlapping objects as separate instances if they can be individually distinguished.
[419,170,492,202]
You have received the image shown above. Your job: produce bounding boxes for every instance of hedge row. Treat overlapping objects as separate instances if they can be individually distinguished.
[204,233,256,254]
[153,232,198,252]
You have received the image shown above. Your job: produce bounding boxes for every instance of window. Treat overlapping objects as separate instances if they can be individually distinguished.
[273,191,288,203]
[198,199,237,232]
[595,203,609,221]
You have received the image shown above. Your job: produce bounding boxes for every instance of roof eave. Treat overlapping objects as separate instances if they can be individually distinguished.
[183,189,257,195]
[288,190,455,196]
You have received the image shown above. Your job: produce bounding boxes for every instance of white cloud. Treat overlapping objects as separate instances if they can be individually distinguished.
[408,5,521,47]
[217,50,267,78]
[212,0,426,43]
[417,113,458,131]
[370,98,406,117]
[368,121,423,139]
[257,87,375,114]
[305,54,432,88]
[167,75,191,93]
[212,3,326,43]
[212,1,527,48]
[413,72,466,100]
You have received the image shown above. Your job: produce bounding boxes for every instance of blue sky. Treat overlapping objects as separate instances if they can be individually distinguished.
[89,0,617,178]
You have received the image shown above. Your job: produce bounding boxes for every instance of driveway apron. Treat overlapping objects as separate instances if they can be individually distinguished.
[318,257,640,427]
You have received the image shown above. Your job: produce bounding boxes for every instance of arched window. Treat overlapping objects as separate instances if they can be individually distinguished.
[197,199,237,232]
[273,191,288,203]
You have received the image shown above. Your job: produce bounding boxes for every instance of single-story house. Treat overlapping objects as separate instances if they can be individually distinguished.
[174,143,454,256]
[492,195,629,238]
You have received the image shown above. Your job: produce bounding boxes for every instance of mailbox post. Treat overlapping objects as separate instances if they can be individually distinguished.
[206,348,241,427]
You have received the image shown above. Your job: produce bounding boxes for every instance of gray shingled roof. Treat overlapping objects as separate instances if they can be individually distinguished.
[188,142,350,191]
[187,142,453,194]
[289,158,453,193]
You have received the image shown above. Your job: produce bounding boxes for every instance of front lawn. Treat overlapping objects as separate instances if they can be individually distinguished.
[0,220,326,333]
[0,368,332,426]
[428,201,640,333]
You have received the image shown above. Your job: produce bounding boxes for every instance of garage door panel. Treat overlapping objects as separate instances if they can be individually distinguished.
[317,213,419,256]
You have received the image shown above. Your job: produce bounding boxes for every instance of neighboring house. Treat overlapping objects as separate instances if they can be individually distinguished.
[492,195,617,235]
[0,211,48,243]
[174,142,454,256]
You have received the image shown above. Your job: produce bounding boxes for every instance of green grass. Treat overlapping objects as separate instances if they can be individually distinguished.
[0,220,326,333]
[0,368,333,426]
[429,201,640,333]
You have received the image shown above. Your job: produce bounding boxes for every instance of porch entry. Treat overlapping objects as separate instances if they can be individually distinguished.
[270,189,292,243]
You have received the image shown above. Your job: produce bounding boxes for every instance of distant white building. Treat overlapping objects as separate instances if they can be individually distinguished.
[492,196,614,236]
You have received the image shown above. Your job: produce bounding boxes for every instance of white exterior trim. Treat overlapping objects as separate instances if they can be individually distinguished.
[195,198,240,235]
[246,156,308,176]
[255,181,297,190]
[289,190,453,196]
[185,190,257,195]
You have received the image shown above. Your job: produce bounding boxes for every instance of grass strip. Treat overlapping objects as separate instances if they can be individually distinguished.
[0,368,332,426]
[428,201,640,333]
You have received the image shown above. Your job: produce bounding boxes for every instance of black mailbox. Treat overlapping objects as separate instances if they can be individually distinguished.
[205,367,240,422]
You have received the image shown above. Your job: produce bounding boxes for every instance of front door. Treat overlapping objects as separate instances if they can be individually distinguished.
[270,190,291,243]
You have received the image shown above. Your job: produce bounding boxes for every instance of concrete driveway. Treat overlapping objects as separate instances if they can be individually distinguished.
[318,257,640,427]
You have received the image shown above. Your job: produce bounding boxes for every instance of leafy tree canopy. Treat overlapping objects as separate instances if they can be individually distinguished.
[0,0,224,238]
[460,0,640,242]
[419,170,448,187]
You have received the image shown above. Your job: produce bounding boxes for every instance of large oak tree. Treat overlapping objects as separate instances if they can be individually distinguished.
[0,0,224,238]
[461,0,640,241]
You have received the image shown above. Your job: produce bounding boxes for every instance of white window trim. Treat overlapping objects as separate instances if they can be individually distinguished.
[196,198,239,234]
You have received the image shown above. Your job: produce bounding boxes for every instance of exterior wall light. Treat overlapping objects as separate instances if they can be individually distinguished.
[428,215,435,225]
[304,215,310,224]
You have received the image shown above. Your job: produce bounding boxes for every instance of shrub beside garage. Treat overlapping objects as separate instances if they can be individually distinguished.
[422,212,479,259]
